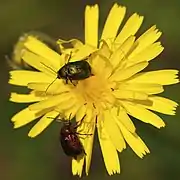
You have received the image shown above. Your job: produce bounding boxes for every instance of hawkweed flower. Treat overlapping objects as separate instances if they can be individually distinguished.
[9,3,179,176]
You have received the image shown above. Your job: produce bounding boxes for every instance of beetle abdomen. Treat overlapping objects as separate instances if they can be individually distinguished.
[60,133,84,159]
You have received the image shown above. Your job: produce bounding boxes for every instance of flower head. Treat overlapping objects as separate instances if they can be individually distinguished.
[9,3,179,176]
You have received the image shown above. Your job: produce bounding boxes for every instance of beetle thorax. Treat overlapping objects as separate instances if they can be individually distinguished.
[58,66,68,79]
[60,125,74,136]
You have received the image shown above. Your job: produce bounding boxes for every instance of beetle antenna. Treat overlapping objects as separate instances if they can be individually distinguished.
[47,116,63,123]
[45,77,58,94]
[68,113,72,123]
[40,62,57,74]
[48,110,69,123]
[74,114,86,129]
[65,51,72,64]
[40,62,58,94]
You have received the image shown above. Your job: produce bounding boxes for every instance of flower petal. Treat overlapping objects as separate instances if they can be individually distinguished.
[110,61,149,82]
[114,107,136,133]
[91,54,113,79]
[85,5,99,47]
[121,101,165,128]
[110,36,136,68]
[142,96,178,115]
[56,99,81,119]
[85,132,95,175]
[98,40,112,58]
[101,4,126,46]
[128,42,164,66]
[62,103,82,119]
[9,70,54,86]
[104,110,126,152]
[12,108,41,128]
[72,108,94,177]
[28,110,59,137]
[77,107,94,133]
[57,98,76,110]
[28,81,70,95]
[72,157,85,177]
[76,105,87,122]
[84,115,96,175]
[118,83,164,94]
[10,92,44,103]
[113,89,148,100]
[115,13,144,45]
[70,44,96,62]
[119,121,150,158]
[28,93,73,111]
[57,38,84,50]
[97,119,120,175]
[128,70,179,85]
[132,25,162,55]
[24,36,63,68]
[22,50,59,74]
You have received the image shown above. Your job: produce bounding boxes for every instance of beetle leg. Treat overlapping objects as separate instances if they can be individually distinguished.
[69,78,76,86]
[74,115,86,129]
[47,117,68,123]
[76,132,93,136]
[65,76,75,86]
[65,77,68,84]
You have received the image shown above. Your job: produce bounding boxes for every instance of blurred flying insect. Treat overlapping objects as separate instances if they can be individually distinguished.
[7,31,61,70]
[50,114,92,159]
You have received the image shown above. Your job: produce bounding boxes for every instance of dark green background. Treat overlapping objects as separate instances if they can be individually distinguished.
[1,0,180,180]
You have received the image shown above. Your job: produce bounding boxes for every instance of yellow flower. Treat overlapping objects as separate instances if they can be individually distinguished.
[9,3,179,176]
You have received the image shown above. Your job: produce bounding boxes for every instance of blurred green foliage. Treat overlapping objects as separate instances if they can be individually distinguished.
[1,0,180,180]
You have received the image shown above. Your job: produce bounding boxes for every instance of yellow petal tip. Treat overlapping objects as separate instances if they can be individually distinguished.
[28,134,35,138]
[86,4,98,10]
[133,13,144,20]
[28,131,37,138]
[14,123,20,128]
[113,2,126,9]
[158,122,166,128]
[11,117,16,122]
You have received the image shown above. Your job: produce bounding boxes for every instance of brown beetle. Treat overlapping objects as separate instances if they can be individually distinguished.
[53,115,92,159]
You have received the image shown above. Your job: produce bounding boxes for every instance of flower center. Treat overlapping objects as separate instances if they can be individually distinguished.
[73,74,115,110]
